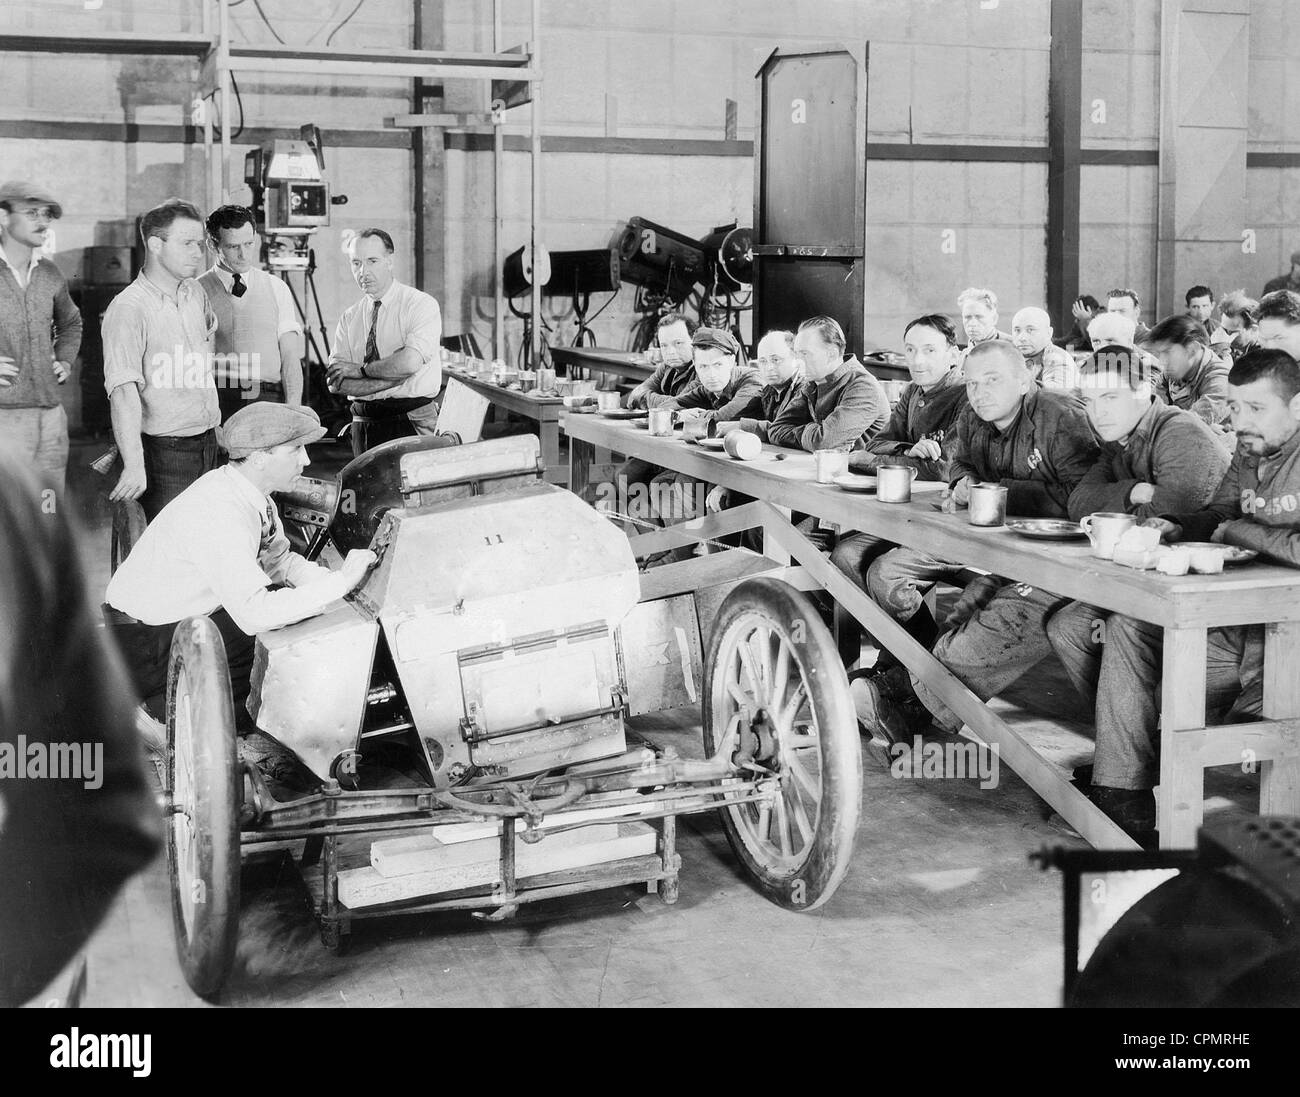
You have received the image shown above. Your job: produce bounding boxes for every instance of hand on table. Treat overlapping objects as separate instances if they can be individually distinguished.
[1141,517,1181,542]
[1130,482,1156,505]
[906,438,942,461]
[942,476,972,513]
[1210,523,1231,544]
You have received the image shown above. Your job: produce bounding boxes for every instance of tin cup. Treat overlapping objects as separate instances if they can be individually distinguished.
[648,408,675,436]
[1080,511,1137,559]
[876,462,918,503]
[814,450,851,484]
[681,416,711,442]
[537,367,557,392]
[967,482,1009,527]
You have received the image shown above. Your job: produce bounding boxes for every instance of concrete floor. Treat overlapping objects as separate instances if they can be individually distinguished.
[51,435,1258,1009]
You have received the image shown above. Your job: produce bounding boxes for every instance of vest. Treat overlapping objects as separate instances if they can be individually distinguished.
[199,269,283,386]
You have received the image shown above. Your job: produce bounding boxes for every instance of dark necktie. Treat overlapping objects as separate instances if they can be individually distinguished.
[364,299,381,364]
[231,272,246,298]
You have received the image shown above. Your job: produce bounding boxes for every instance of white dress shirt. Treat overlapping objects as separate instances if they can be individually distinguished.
[330,280,442,401]
[105,465,354,635]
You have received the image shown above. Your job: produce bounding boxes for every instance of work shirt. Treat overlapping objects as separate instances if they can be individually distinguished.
[626,358,696,409]
[649,365,763,421]
[199,266,300,386]
[1024,344,1081,392]
[1155,344,1231,426]
[1067,400,1230,522]
[1262,273,1300,297]
[0,253,83,409]
[766,356,890,452]
[101,273,220,437]
[1164,427,1300,567]
[950,387,1099,518]
[105,466,353,636]
[330,280,442,401]
[958,329,1014,365]
[850,368,969,481]
[731,374,804,441]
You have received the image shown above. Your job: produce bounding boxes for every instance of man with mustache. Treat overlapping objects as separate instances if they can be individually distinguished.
[102,199,220,521]
[0,180,82,494]
[327,228,444,457]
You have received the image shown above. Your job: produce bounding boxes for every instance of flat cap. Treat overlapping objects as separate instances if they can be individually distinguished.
[0,180,62,219]
[692,326,740,355]
[218,403,326,459]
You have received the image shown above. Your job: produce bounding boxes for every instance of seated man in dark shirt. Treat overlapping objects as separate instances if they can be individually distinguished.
[1145,313,1232,428]
[726,329,804,440]
[831,314,969,655]
[854,340,1099,742]
[766,315,890,452]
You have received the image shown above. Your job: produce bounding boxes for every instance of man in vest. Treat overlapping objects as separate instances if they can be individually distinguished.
[199,204,303,421]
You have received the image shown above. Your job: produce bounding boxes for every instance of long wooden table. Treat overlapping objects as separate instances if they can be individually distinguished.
[441,362,568,483]
[548,346,652,384]
[564,414,1300,850]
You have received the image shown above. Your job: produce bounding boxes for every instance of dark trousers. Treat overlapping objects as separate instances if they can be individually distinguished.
[218,380,284,424]
[139,429,222,522]
[102,605,256,731]
[349,397,431,457]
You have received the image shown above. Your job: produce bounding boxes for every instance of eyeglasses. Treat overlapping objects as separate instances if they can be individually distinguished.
[14,207,56,223]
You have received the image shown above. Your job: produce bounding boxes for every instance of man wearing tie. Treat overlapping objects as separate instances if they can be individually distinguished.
[326,228,443,456]
[198,204,303,421]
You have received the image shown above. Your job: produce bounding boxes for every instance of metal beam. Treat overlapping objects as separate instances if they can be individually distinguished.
[412,0,445,299]
[0,30,209,56]
[1048,0,1083,334]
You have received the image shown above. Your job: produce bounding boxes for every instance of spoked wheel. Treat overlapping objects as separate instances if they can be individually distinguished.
[165,616,241,999]
[110,498,147,575]
[703,577,861,911]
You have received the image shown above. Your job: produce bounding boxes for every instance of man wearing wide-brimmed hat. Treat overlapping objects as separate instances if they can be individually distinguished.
[104,403,375,731]
[0,180,83,493]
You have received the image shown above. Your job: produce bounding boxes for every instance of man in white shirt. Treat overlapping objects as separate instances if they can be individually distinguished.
[199,204,303,421]
[326,228,443,457]
[103,403,375,730]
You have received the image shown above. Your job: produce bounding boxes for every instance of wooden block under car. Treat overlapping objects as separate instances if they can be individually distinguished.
[338,821,658,908]
[372,822,620,878]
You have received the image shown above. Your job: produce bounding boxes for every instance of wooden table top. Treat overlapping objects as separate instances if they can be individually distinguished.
[548,346,652,381]
[443,364,566,415]
[564,414,1300,630]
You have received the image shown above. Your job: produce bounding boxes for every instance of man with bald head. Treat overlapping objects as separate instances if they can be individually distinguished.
[854,340,1100,743]
[1011,306,1080,392]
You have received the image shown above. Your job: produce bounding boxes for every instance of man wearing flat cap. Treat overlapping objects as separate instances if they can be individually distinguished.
[0,180,83,493]
[104,403,376,732]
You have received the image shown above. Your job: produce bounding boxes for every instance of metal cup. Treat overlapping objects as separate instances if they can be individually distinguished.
[537,368,557,392]
[680,416,710,442]
[648,408,675,436]
[1080,511,1137,559]
[967,482,1009,527]
[814,450,851,484]
[876,462,918,503]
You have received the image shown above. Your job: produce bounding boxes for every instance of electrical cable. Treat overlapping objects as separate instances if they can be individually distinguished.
[326,0,368,47]
[251,0,286,44]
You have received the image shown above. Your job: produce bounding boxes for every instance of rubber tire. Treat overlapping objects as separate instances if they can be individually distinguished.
[703,577,861,911]
[110,498,147,575]
[166,616,242,1000]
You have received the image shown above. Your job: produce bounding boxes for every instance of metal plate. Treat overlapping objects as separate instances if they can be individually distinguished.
[833,474,877,493]
[1006,519,1088,541]
[619,595,704,716]
[597,409,648,420]
[1176,542,1260,564]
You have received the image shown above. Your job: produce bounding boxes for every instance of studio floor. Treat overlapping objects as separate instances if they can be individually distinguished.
[53,436,1258,1009]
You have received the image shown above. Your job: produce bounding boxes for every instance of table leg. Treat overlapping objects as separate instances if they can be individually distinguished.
[1261,620,1300,817]
[763,503,792,565]
[1158,626,1208,849]
[540,417,567,485]
[569,436,594,499]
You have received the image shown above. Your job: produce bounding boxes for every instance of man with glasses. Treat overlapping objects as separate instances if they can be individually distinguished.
[102,199,220,521]
[199,205,303,421]
[0,181,83,493]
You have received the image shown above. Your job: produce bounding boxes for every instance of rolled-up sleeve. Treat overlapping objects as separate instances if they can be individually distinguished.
[329,308,357,367]
[400,291,442,363]
[270,277,303,337]
[101,297,147,395]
